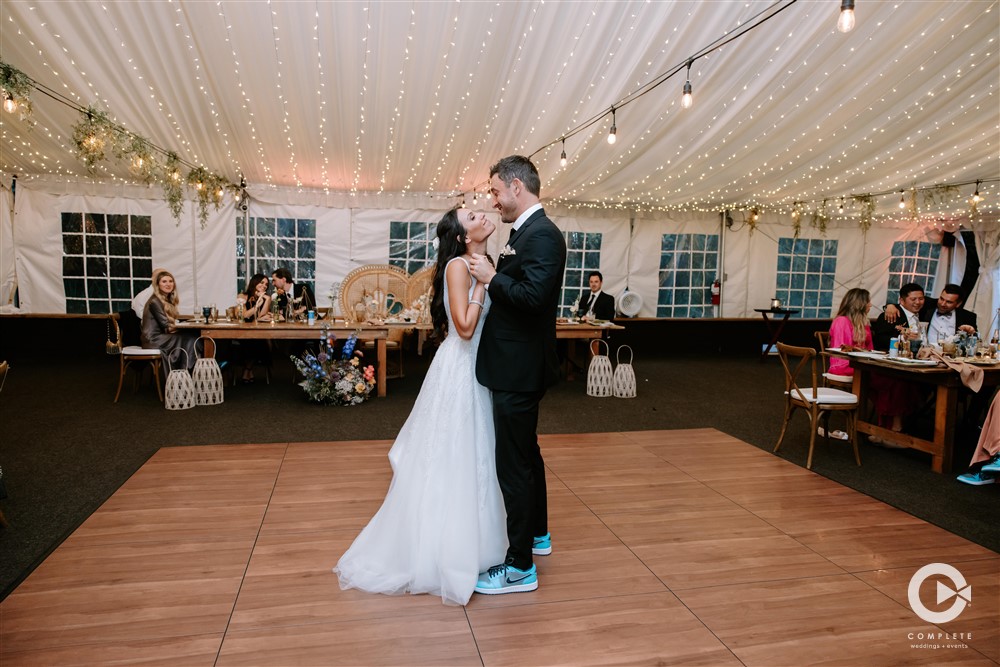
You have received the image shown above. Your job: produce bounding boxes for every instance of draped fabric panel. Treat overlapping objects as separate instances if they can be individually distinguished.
[970,224,1000,336]
[0,187,14,306]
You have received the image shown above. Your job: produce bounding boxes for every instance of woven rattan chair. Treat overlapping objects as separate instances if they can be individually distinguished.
[340,264,410,378]
[406,265,435,317]
[774,342,860,470]
[110,312,163,402]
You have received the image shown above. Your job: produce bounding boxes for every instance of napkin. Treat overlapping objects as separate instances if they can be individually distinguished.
[918,348,984,392]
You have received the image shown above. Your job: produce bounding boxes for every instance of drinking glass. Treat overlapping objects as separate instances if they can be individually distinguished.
[202,306,213,323]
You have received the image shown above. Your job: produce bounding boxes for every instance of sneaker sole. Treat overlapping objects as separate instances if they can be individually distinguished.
[532,545,552,556]
[957,477,995,486]
[474,580,538,595]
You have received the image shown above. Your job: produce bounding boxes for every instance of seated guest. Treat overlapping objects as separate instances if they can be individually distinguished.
[271,267,315,318]
[835,286,920,445]
[141,269,197,369]
[243,274,273,323]
[576,271,615,321]
[956,390,1000,485]
[237,274,273,383]
[871,282,925,351]
[827,287,874,381]
[884,283,977,346]
[131,267,167,318]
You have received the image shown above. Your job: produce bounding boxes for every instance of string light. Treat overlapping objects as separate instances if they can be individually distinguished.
[838,196,845,214]
[681,60,693,109]
[607,108,617,145]
[837,0,856,33]
[898,190,906,209]
[972,180,982,203]
[560,139,567,167]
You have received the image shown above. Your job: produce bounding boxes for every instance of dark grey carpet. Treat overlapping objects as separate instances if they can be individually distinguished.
[1,347,996,600]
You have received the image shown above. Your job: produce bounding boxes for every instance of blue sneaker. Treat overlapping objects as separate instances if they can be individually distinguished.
[532,533,552,556]
[957,471,996,486]
[980,456,1000,473]
[474,563,538,595]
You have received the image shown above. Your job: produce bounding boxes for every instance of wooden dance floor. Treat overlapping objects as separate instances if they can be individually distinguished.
[2,429,997,666]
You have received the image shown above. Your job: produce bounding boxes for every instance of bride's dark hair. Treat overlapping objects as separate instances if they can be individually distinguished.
[430,208,468,340]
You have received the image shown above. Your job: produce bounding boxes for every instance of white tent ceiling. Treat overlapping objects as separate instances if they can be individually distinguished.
[0,0,997,220]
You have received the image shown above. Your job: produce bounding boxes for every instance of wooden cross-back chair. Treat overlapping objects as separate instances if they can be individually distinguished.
[814,330,855,392]
[774,342,860,470]
[110,312,163,402]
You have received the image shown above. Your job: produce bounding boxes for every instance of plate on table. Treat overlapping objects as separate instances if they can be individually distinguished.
[883,357,939,366]
[846,351,888,359]
[965,357,999,366]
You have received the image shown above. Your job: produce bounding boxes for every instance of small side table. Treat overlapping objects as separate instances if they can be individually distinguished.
[754,308,800,361]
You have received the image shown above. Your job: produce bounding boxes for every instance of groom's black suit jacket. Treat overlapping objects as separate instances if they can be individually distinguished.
[477,208,567,392]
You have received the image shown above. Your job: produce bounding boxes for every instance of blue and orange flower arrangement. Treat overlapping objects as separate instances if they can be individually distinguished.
[291,327,375,405]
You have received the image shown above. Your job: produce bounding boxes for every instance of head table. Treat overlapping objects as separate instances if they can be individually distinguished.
[176,319,627,398]
[176,320,391,396]
[829,350,1000,472]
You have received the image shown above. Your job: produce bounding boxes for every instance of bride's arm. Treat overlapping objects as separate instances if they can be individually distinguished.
[447,260,481,340]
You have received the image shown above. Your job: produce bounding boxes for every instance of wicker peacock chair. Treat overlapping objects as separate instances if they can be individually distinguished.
[340,264,410,377]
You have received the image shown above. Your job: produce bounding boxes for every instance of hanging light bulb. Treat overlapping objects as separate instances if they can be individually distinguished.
[681,60,693,109]
[837,0,855,33]
[2,93,17,114]
[607,108,617,145]
[972,180,983,203]
[132,155,144,170]
[791,205,800,220]
[560,139,567,167]
[898,190,906,209]
[838,197,845,214]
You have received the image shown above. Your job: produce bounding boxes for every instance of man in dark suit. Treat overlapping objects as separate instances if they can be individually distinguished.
[469,155,567,595]
[882,283,978,347]
[271,267,315,319]
[576,271,616,321]
[871,282,925,351]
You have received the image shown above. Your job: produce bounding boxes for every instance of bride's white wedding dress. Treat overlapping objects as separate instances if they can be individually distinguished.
[333,256,507,606]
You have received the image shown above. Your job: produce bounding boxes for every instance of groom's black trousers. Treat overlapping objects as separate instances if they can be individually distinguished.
[492,388,548,571]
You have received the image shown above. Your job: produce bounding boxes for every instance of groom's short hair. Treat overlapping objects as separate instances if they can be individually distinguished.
[490,155,540,197]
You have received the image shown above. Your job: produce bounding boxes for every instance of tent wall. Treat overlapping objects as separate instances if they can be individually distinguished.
[4,180,997,330]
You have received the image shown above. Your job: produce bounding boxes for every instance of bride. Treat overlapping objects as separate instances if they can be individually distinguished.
[333,207,507,606]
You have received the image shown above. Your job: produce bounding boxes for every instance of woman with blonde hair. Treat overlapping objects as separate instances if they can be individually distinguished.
[140,269,198,369]
[827,287,874,380]
[829,287,918,444]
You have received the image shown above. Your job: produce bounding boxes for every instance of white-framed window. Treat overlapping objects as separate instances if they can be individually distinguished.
[775,237,837,318]
[62,212,153,314]
[657,233,719,318]
[885,240,940,305]
[560,231,602,316]
[389,220,437,274]
[236,216,316,294]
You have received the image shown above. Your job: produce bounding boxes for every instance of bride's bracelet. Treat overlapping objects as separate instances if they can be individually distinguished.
[469,299,484,308]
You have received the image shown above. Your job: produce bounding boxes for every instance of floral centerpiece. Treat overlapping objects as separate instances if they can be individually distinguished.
[291,328,375,405]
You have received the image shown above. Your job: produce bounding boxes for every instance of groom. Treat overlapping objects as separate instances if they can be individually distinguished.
[469,155,567,594]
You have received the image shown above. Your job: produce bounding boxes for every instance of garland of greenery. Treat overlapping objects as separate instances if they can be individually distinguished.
[852,194,875,233]
[0,61,34,127]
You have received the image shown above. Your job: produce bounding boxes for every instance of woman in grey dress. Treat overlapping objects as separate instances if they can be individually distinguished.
[141,269,198,369]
